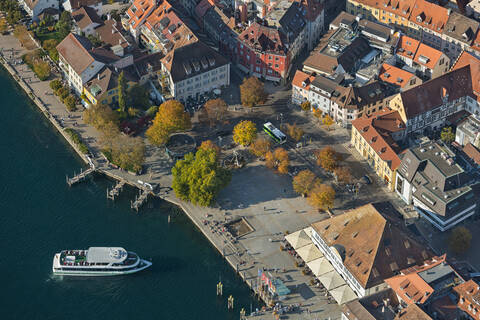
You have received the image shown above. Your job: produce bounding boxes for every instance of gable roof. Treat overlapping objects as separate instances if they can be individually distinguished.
[399,66,473,119]
[95,19,129,49]
[162,41,229,83]
[410,0,449,34]
[125,0,156,30]
[444,11,479,44]
[67,0,102,10]
[396,35,420,61]
[379,63,419,89]
[452,51,480,102]
[72,6,103,29]
[311,203,432,289]
[239,22,287,54]
[395,304,432,320]
[292,70,315,90]
[56,33,95,74]
[454,279,480,319]
[413,43,444,70]
[352,108,404,171]
[463,143,480,165]
[385,255,448,305]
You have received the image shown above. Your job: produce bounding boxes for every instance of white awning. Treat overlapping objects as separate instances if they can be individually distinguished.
[285,229,312,249]
[318,270,346,290]
[330,285,357,305]
[296,243,323,263]
[307,257,334,277]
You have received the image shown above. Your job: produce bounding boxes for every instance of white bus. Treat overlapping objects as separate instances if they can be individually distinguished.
[263,122,286,144]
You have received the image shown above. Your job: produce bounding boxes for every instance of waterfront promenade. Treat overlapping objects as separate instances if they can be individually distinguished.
[0,33,341,319]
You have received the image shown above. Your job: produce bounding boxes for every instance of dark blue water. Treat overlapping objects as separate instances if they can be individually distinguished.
[0,66,259,319]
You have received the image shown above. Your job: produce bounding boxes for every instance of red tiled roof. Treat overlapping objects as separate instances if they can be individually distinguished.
[454,279,480,319]
[292,70,315,90]
[379,63,419,89]
[352,108,405,170]
[125,0,156,30]
[396,35,420,61]
[385,255,446,305]
[410,0,449,34]
[413,43,444,70]
[239,22,287,54]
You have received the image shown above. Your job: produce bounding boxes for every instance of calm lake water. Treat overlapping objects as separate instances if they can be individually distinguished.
[0,66,259,319]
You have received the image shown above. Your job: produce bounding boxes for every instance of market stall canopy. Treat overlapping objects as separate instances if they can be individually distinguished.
[310,257,334,276]
[318,270,346,290]
[285,229,311,249]
[296,243,323,263]
[330,285,357,305]
[272,278,290,296]
[303,226,314,238]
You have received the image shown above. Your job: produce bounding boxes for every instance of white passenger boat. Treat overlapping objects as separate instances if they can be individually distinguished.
[52,247,152,276]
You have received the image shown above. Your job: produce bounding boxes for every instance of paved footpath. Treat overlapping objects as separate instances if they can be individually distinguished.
[0,33,341,319]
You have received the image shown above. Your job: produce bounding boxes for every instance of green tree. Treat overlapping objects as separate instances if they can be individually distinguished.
[172,147,231,206]
[56,11,72,40]
[87,34,102,47]
[441,127,455,144]
[233,120,257,146]
[146,100,191,145]
[64,95,76,111]
[49,79,62,91]
[292,170,319,197]
[118,71,127,113]
[449,226,472,255]
[33,60,51,80]
[240,77,267,108]
[127,84,150,110]
[83,103,120,133]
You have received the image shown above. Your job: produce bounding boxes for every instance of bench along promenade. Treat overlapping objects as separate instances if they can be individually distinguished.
[0,32,341,320]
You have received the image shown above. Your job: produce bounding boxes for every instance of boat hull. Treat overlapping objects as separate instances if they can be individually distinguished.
[52,259,152,276]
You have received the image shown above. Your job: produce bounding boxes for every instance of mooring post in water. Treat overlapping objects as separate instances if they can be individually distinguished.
[227,295,234,310]
[240,308,245,320]
[167,215,170,223]
[216,282,223,296]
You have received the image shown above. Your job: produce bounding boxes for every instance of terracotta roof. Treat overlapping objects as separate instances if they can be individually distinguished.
[430,295,459,319]
[410,0,449,34]
[292,70,315,90]
[394,304,432,320]
[56,33,94,75]
[413,43,444,70]
[311,203,432,290]
[399,66,473,119]
[352,108,404,170]
[379,0,417,19]
[379,63,419,89]
[471,29,480,53]
[72,6,103,29]
[454,279,480,319]
[239,22,287,54]
[463,143,480,165]
[452,51,480,102]
[385,255,447,305]
[396,35,420,61]
[125,0,156,30]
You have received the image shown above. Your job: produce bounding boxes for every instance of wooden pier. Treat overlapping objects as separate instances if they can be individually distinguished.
[66,167,95,186]
[106,180,126,200]
[130,188,150,211]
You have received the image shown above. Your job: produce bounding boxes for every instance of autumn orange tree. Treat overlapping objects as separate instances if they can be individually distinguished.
[199,140,221,158]
[334,166,352,184]
[240,77,267,108]
[203,98,228,127]
[300,101,311,112]
[292,170,319,197]
[323,114,334,130]
[146,100,191,146]
[315,147,342,172]
[286,123,304,142]
[266,147,289,174]
[250,137,271,158]
[233,120,257,146]
[308,184,335,212]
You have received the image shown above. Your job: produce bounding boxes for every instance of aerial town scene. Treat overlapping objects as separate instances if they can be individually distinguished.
[3,0,480,319]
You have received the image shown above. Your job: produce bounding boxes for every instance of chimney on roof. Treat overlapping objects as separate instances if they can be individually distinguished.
[97,73,100,80]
